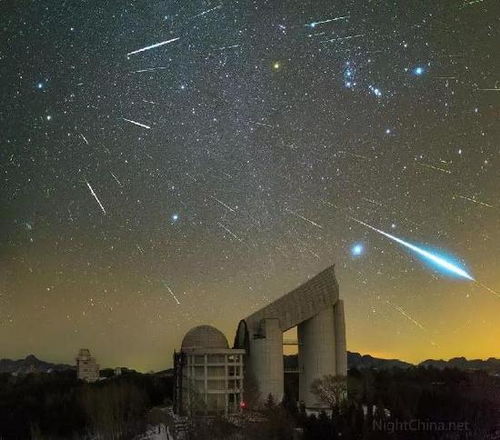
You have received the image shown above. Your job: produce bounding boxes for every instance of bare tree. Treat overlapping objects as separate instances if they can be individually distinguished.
[310,375,347,411]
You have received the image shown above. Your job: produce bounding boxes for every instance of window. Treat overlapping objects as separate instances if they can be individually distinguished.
[207,379,226,390]
[207,354,225,363]
[228,379,240,390]
[207,366,225,377]
[228,366,240,377]
[194,366,205,378]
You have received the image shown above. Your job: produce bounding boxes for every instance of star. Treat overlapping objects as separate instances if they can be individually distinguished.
[272,62,280,70]
[351,243,364,257]
[412,66,425,76]
[171,213,179,222]
[369,85,382,97]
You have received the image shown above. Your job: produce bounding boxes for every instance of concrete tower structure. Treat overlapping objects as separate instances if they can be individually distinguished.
[234,266,346,410]
[76,348,99,382]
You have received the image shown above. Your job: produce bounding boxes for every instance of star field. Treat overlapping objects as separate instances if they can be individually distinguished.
[1,0,499,370]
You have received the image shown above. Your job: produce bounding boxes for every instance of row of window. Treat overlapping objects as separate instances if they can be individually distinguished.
[187,379,242,392]
[187,365,242,378]
[187,354,243,364]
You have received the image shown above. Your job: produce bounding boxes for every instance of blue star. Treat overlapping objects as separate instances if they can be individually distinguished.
[412,66,425,76]
[36,82,44,90]
[369,85,382,97]
[351,243,364,257]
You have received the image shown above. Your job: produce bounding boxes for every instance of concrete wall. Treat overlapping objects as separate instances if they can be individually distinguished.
[334,300,347,376]
[244,266,339,333]
[298,307,337,408]
[237,266,347,408]
[247,318,284,403]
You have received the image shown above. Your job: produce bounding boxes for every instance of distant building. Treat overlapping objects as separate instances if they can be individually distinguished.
[76,348,99,382]
[173,325,245,416]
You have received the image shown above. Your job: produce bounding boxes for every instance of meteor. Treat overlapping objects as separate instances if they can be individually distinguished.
[306,15,349,28]
[416,162,452,175]
[122,118,151,129]
[210,195,236,212]
[286,208,323,229]
[110,172,122,187]
[85,180,106,215]
[217,222,242,242]
[127,37,180,57]
[350,217,474,280]
[131,66,169,74]
[456,195,493,208]
[191,4,222,19]
[162,281,180,305]
[321,34,365,43]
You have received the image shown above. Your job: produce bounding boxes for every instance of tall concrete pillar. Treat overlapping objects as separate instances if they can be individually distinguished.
[297,307,336,409]
[247,318,283,403]
[334,300,347,376]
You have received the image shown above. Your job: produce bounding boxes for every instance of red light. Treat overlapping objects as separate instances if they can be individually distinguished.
[239,401,247,409]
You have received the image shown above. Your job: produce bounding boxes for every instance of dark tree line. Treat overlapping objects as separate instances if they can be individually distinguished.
[0,370,173,439]
[229,366,499,440]
[284,366,499,440]
[0,366,498,439]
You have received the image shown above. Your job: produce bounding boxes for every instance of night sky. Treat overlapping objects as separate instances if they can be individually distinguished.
[1,0,499,371]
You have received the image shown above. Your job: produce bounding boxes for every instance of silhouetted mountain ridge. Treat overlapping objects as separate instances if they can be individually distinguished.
[285,352,500,373]
[420,356,500,373]
[2,352,499,375]
[0,354,73,374]
[347,351,412,369]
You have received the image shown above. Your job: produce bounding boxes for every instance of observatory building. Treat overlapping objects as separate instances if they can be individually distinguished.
[235,265,346,410]
[173,325,245,416]
[173,265,346,414]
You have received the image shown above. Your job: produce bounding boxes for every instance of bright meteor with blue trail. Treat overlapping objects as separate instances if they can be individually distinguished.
[350,218,474,281]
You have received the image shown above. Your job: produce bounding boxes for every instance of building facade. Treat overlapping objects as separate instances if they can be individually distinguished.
[76,348,100,382]
[174,325,245,416]
[234,265,347,411]
[173,265,347,415]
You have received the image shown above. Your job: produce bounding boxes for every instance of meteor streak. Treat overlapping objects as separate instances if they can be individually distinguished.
[456,195,493,208]
[321,34,365,43]
[286,208,323,229]
[306,15,349,27]
[191,4,222,19]
[218,44,240,51]
[217,222,242,241]
[85,180,106,215]
[131,66,169,74]
[127,37,180,57]
[416,162,451,174]
[110,172,122,187]
[162,281,180,305]
[210,195,236,212]
[350,217,474,280]
[385,300,426,331]
[122,118,151,129]
[80,133,89,145]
